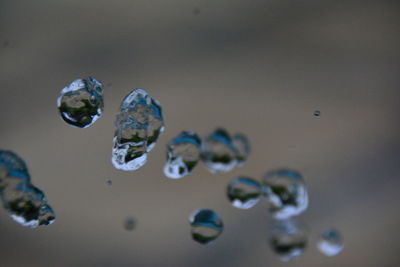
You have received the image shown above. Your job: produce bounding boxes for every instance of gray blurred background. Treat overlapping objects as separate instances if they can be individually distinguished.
[1,0,400,266]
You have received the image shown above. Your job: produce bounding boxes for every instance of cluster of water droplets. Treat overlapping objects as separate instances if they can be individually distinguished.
[57,77,104,128]
[0,151,55,227]
[112,89,164,171]
[189,209,223,245]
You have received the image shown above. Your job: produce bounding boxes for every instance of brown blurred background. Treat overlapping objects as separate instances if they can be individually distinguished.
[1,0,400,266]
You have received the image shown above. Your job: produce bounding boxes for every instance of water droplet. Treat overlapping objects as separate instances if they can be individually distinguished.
[270,219,308,262]
[124,216,136,231]
[262,169,308,219]
[0,151,55,228]
[313,110,321,117]
[189,209,223,245]
[112,89,165,171]
[227,177,262,209]
[106,180,112,185]
[201,128,239,173]
[232,133,250,166]
[317,229,343,256]
[164,131,202,179]
[57,77,104,128]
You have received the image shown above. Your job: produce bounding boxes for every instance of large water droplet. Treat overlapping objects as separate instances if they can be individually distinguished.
[227,177,262,209]
[164,131,202,179]
[0,151,55,228]
[262,169,308,219]
[112,89,165,171]
[317,229,344,256]
[201,129,238,173]
[57,77,104,128]
[270,219,308,262]
[232,134,250,166]
[189,209,223,245]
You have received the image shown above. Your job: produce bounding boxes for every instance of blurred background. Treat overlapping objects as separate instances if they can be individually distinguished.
[1,0,400,266]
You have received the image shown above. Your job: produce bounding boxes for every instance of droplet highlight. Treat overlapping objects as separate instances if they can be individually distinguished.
[112,89,165,171]
[57,77,104,128]
[189,209,223,245]
[262,169,308,219]
[164,131,202,179]
[0,151,55,228]
[270,219,308,262]
[227,177,262,209]
[317,229,344,256]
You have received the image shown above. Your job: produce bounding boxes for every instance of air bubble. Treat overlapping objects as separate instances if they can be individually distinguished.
[262,169,308,219]
[227,177,262,209]
[270,219,308,262]
[317,229,343,256]
[164,131,201,179]
[57,77,104,128]
[189,209,223,245]
[112,89,164,171]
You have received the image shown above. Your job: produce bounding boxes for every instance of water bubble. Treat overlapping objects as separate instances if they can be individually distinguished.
[313,110,321,117]
[262,169,308,219]
[201,128,238,173]
[270,219,308,262]
[227,177,262,209]
[112,89,165,171]
[57,77,104,128]
[0,150,55,228]
[232,133,250,166]
[189,209,223,245]
[164,131,202,179]
[317,229,344,256]
[124,216,136,231]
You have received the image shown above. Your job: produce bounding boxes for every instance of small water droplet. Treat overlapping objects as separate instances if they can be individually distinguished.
[164,131,202,179]
[270,219,308,262]
[232,133,250,166]
[57,77,104,128]
[262,169,308,219]
[124,216,136,231]
[0,151,55,228]
[313,110,321,117]
[317,229,343,256]
[112,89,165,171]
[106,180,112,185]
[189,209,223,245]
[227,177,262,209]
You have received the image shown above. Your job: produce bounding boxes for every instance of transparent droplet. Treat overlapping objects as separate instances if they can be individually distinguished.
[189,209,223,245]
[227,177,262,209]
[112,89,165,171]
[201,128,238,173]
[313,110,321,117]
[124,216,136,231]
[317,229,344,256]
[270,219,308,262]
[164,131,202,179]
[262,169,308,219]
[232,133,251,166]
[0,150,55,228]
[57,77,104,128]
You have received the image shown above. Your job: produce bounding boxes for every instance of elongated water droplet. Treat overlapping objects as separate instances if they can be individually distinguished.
[112,89,164,171]
[57,77,104,128]
[232,134,250,166]
[0,151,55,228]
[227,177,262,209]
[124,216,136,231]
[164,131,201,179]
[270,219,307,262]
[201,129,238,173]
[262,169,308,219]
[317,229,343,256]
[189,209,223,244]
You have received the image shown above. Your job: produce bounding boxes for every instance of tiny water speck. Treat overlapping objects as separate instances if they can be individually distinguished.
[124,216,136,231]
[189,209,223,245]
[313,110,321,117]
[106,180,112,185]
